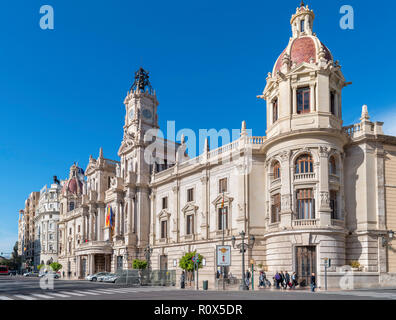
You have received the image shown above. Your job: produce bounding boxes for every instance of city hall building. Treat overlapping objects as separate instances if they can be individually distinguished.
[20,3,396,289]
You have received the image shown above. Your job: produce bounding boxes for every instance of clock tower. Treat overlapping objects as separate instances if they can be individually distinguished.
[117,67,159,255]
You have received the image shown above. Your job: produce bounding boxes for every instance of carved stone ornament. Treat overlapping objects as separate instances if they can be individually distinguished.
[319,145,331,158]
[281,194,290,209]
[320,191,330,207]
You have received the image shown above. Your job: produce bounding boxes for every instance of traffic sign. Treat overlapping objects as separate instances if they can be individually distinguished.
[217,245,231,266]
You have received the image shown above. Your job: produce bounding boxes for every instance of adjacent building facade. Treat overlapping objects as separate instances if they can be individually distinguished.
[18,3,396,288]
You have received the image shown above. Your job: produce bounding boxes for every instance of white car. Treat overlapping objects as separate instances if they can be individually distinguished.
[85,272,110,282]
[102,274,119,283]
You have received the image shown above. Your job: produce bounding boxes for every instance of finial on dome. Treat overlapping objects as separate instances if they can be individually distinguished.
[360,105,370,121]
[99,147,104,159]
[300,0,305,7]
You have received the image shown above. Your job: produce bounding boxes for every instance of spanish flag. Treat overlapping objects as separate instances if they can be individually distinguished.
[106,205,114,229]
[221,193,225,209]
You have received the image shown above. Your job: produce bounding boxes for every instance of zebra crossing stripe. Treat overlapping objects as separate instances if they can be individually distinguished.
[59,291,85,297]
[46,292,70,298]
[73,290,100,295]
[86,289,114,295]
[31,293,55,299]
[0,296,13,300]
[14,295,37,300]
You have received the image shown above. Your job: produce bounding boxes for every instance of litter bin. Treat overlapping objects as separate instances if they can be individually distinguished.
[203,280,208,291]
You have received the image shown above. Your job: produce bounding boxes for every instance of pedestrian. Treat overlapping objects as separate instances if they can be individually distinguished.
[311,272,316,292]
[259,271,265,288]
[291,272,298,289]
[280,271,286,289]
[245,271,250,289]
[180,271,185,289]
[274,271,281,289]
[285,271,291,289]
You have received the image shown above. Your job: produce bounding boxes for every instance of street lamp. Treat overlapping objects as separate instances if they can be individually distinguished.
[231,231,255,290]
[382,230,395,247]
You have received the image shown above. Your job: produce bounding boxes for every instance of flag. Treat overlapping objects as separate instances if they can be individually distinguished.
[106,205,114,230]
[221,193,225,209]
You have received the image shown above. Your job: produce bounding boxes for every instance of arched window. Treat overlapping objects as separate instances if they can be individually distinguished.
[295,154,313,174]
[273,161,281,179]
[329,156,337,175]
[68,202,75,212]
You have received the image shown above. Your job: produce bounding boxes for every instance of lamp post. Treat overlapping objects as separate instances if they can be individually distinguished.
[232,231,255,291]
[382,230,395,247]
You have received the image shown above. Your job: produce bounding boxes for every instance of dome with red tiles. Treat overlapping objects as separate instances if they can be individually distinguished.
[273,36,333,74]
[62,177,83,195]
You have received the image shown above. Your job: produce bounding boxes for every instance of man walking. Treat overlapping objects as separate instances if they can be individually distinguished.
[285,271,291,289]
[311,273,316,292]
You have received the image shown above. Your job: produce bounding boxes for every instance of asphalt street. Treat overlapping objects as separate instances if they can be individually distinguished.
[1,276,396,300]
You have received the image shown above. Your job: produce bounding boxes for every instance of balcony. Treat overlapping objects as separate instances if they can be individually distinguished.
[292,219,318,228]
[294,173,316,181]
[270,178,281,189]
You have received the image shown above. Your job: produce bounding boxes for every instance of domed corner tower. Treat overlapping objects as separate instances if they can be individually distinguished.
[259,2,352,289]
[259,2,349,139]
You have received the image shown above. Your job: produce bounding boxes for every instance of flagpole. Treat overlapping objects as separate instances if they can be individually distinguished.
[222,192,225,291]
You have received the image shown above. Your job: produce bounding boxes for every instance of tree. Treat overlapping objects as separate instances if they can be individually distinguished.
[179,251,204,285]
[50,262,62,272]
[132,259,147,270]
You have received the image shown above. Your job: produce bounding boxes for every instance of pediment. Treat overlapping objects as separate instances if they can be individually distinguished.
[289,62,317,75]
[212,194,234,206]
[157,209,171,219]
[181,203,199,214]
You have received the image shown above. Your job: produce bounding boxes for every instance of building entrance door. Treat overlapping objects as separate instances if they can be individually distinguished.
[117,256,123,271]
[81,258,86,278]
[295,246,316,286]
[160,255,168,271]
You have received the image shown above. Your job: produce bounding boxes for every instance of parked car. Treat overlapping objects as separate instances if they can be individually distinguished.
[23,272,39,277]
[39,272,60,279]
[85,272,110,282]
[102,273,119,283]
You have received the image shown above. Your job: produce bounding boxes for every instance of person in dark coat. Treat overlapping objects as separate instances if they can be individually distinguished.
[285,271,291,289]
[180,271,185,289]
[310,273,316,292]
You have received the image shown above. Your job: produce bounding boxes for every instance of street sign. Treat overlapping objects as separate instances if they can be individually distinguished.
[216,245,231,267]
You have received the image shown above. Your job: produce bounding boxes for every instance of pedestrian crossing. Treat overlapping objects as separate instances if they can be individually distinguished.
[0,287,176,300]
[319,290,396,300]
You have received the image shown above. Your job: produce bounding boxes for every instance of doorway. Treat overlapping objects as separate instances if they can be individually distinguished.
[295,246,316,286]
[160,255,168,271]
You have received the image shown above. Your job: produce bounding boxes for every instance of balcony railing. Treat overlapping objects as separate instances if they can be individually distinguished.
[292,219,318,228]
[294,173,316,181]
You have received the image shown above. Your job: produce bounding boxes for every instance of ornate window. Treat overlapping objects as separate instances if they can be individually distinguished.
[218,207,228,231]
[295,154,314,174]
[330,91,336,115]
[271,194,281,223]
[296,189,315,220]
[330,190,338,220]
[187,188,194,202]
[301,19,305,32]
[68,201,75,212]
[186,215,194,235]
[273,98,278,123]
[219,178,227,193]
[273,161,281,179]
[297,87,310,114]
[162,197,168,210]
[329,156,337,175]
[160,220,167,239]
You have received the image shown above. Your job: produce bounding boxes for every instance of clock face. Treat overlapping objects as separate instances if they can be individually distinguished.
[142,109,152,120]
[129,109,134,120]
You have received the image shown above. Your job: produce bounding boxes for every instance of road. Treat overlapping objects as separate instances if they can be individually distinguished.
[1,276,396,300]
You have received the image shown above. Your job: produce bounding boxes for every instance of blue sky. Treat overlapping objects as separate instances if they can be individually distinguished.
[0,0,395,255]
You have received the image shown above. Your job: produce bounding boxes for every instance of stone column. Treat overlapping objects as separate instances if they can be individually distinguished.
[292,86,297,114]
[172,185,180,242]
[200,175,209,239]
[98,204,105,241]
[318,146,332,226]
[334,92,339,117]
[310,83,315,112]
[115,202,120,236]
[280,151,292,228]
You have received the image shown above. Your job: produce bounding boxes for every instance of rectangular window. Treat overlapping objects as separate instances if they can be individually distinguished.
[271,194,281,223]
[162,197,168,210]
[296,189,315,220]
[219,178,228,193]
[330,191,338,220]
[186,215,194,235]
[330,92,336,115]
[297,87,310,114]
[301,20,305,32]
[187,188,194,202]
[273,99,278,123]
[218,207,228,231]
[161,220,167,239]
[78,225,80,233]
